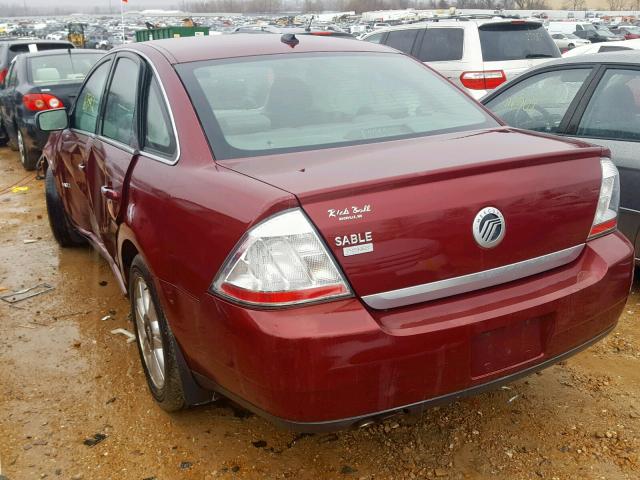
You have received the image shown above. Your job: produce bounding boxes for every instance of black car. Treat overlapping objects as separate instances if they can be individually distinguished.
[0,49,104,170]
[482,52,640,264]
[0,39,75,148]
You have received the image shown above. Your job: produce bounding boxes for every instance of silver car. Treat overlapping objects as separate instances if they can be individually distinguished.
[362,18,560,100]
[550,32,591,51]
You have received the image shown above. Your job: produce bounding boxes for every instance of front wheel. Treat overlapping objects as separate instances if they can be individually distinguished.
[130,255,187,412]
[45,166,86,247]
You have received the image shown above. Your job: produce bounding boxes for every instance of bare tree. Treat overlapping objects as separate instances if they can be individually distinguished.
[607,0,627,9]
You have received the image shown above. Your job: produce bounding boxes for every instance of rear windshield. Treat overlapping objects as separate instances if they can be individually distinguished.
[177,52,498,160]
[28,53,103,85]
[479,23,559,61]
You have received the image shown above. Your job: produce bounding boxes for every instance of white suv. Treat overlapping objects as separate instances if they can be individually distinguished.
[362,18,560,100]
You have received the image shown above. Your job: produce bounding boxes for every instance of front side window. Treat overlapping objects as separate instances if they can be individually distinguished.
[485,68,591,133]
[101,57,139,146]
[177,52,498,160]
[479,23,559,61]
[417,28,464,62]
[143,76,176,157]
[577,69,640,141]
[71,59,111,133]
[385,29,419,54]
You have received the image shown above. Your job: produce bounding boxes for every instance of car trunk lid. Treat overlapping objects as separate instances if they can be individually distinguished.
[221,128,603,304]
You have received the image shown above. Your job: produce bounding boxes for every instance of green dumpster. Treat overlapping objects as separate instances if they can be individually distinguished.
[135,26,210,42]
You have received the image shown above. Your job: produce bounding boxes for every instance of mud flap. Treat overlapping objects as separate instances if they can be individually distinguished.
[170,334,218,407]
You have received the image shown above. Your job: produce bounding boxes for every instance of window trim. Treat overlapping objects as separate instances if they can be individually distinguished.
[564,63,640,144]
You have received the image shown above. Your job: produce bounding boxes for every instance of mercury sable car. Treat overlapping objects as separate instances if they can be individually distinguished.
[36,34,634,431]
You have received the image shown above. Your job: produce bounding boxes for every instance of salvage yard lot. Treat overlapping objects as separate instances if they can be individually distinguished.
[0,147,638,480]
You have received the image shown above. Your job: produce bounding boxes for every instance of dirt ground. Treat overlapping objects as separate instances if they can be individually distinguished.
[0,147,638,480]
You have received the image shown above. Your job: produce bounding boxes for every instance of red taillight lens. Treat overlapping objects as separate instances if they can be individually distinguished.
[460,70,507,90]
[0,68,8,85]
[22,94,64,112]
[212,209,352,308]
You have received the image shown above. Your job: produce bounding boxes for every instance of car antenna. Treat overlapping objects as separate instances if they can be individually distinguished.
[281,33,299,48]
[305,15,314,32]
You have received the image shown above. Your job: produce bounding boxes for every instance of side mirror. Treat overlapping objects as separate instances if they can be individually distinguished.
[35,108,69,132]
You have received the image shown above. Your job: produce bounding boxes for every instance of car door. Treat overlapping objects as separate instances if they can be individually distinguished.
[564,65,640,260]
[59,56,113,233]
[87,52,143,258]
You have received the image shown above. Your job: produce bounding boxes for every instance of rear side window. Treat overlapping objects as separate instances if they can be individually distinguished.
[479,23,559,61]
[417,28,464,62]
[577,69,640,141]
[385,29,419,54]
[143,77,176,157]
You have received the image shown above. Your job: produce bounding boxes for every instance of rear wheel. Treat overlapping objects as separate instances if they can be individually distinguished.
[130,255,186,412]
[17,129,38,170]
[568,43,575,49]
[45,166,86,247]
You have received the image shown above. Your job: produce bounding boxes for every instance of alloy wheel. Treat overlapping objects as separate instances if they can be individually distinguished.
[133,276,165,389]
[17,130,26,166]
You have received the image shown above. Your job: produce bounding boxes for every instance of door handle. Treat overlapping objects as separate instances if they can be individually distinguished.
[100,186,120,201]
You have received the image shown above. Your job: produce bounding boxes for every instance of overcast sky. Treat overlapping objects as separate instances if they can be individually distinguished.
[8,0,181,7]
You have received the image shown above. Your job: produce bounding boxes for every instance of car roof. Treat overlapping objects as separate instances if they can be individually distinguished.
[543,50,640,66]
[126,33,396,64]
[363,18,543,35]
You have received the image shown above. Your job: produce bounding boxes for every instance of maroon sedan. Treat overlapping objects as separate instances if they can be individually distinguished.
[35,34,634,430]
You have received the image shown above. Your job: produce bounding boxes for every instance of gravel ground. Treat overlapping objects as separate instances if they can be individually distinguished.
[0,147,638,480]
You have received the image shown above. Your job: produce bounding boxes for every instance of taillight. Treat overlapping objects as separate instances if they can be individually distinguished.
[0,68,7,85]
[22,94,64,112]
[588,158,620,239]
[211,209,352,307]
[460,70,506,90]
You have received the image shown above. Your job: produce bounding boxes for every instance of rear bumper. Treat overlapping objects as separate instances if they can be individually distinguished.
[185,232,634,429]
[19,115,49,152]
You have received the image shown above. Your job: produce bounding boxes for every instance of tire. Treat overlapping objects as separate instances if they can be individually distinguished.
[45,166,87,247]
[0,121,8,147]
[17,128,38,170]
[568,43,575,49]
[129,255,186,412]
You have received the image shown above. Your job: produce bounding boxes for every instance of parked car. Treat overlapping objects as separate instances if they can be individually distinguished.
[562,38,640,57]
[362,19,560,99]
[548,21,594,35]
[574,26,621,43]
[482,52,640,264]
[0,49,104,170]
[36,35,633,430]
[610,25,640,40]
[0,39,75,147]
[550,32,590,51]
[231,25,353,37]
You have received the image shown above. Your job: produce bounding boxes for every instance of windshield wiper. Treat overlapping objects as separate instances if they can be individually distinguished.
[525,54,555,58]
